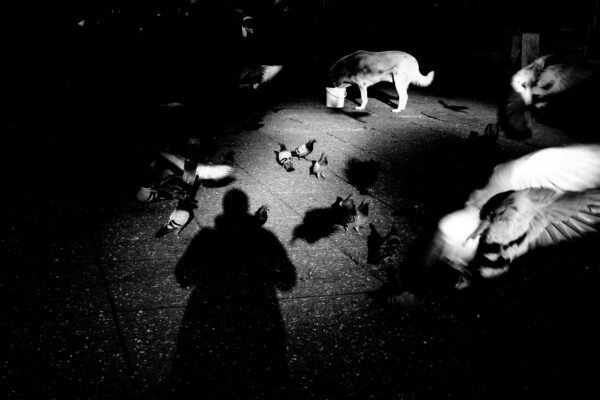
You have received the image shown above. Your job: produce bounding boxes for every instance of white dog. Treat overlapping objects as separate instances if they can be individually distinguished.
[328,50,434,113]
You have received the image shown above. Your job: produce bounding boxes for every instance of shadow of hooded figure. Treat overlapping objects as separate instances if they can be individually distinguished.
[169,189,297,399]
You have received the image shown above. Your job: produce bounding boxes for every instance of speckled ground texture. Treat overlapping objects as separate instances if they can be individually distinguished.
[3,69,600,400]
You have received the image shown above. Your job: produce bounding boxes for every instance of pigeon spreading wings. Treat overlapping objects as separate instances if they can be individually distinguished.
[431,144,600,276]
[469,188,600,278]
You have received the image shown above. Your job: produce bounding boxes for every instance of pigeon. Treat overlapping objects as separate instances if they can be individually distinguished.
[332,194,370,234]
[254,205,270,227]
[310,152,328,179]
[136,186,173,203]
[291,139,317,159]
[501,54,598,139]
[155,196,198,238]
[275,143,295,172]
[386,144,600,310]
[368,222,402,265]
[468,123,499,145]
[348,199,370,234]
[345,158,379,195]
[159,151,234,181]
[182,158,198,187]
[424,143,600,287]
[368,223,385,263]
[465,187,600,280]
[438,100,469,113]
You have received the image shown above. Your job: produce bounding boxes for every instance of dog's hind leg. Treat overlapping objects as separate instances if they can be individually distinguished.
[392,74,410,113]
[356,84,369,110]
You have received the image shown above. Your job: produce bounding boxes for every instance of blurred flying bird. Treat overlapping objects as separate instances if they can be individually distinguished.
[182,158,197,187]
[291,139,317,159]
[310,152,329,179]
[159,151,234,181]
[275,143,295,172]
[254,205,270,227]
[402,143,600,299]
[501,53,598,139]
[155,196,198,238]
[466,187,600,280]
[239,65,284,90]
[136,186,173,203]
[438,100,469,113]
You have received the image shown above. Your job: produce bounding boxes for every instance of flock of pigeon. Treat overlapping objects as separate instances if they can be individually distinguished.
[136,151,245,237]
[135,52,600,312]
[134,132,375,246]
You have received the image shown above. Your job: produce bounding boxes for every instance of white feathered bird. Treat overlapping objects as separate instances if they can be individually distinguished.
[432,144,600,280]
[239,65,283,90]
[159,151,234,181]
[390,144,600,308]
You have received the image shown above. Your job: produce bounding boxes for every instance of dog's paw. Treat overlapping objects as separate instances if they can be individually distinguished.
[392,108,403,113]
[355,106,366,111]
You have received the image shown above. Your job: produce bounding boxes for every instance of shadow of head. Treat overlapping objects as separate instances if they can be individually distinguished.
[175,188,296,290]
[345,158,380,195]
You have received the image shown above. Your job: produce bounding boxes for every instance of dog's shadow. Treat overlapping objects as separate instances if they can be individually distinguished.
[327,108,372,122]
[369,87,399,108]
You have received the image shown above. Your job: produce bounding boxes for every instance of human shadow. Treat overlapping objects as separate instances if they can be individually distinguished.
[169,189,297,399]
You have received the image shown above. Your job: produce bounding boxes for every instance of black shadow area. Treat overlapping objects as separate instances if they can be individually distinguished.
[169,189,297,399]
[291,207,344,244]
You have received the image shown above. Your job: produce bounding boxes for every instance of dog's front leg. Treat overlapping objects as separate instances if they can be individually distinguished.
[356,85,368,110]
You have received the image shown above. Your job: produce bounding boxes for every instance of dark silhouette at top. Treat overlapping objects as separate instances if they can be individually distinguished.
[169,188,297,399]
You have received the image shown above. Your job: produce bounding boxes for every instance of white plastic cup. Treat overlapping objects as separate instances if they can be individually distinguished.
[325,87,346,108]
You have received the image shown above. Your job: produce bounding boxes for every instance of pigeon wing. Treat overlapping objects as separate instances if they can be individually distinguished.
[529,189,600,250]
[159,151,186,172]
[467,144,600,209]
[195,164,234,180]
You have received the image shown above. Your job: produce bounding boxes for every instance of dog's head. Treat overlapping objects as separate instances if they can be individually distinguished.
[327,61,352,88]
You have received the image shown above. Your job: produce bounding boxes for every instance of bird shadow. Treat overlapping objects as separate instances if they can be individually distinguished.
[344,157,380,195]
[290,207,344,244]
[169,188,297,398]
[438,99,469,113]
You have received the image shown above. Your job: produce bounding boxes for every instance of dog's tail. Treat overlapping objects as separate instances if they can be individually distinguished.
[412,70,435,87]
